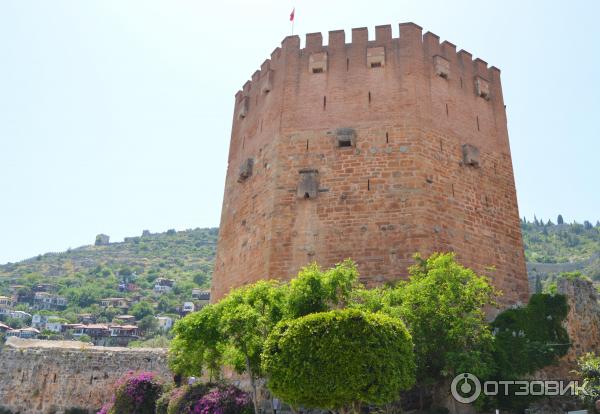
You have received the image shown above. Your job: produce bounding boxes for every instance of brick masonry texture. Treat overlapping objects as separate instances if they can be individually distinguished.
[0,338,170,414]
[211,23,530,307]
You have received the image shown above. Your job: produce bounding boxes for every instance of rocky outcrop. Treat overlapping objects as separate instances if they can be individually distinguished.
[0,338,170,414]
[538,277,600,379]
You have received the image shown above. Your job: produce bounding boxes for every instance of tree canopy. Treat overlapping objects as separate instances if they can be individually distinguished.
[262,309,415,411]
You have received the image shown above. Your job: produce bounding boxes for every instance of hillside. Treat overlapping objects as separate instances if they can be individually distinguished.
[521,218,600,290]
[0,219,598,321]
[0,228,218,323]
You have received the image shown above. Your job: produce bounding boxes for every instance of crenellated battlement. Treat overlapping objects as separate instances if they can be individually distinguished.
[233,22,501,106]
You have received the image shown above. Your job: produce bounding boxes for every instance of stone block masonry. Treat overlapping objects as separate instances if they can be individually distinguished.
[0,338,170,414]
[211,22,529,307]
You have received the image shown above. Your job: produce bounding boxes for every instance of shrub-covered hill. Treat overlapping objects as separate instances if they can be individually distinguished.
[0,228,217,317]
[521,218,600,288]
[0,218,598,316]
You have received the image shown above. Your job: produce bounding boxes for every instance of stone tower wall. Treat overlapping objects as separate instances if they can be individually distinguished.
[212,23,529,306]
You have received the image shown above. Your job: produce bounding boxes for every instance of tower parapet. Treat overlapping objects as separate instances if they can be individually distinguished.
[213,23,529,306]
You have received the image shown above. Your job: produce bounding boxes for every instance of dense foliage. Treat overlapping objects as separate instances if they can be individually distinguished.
[394,254,497,384]
[576,353,600,409]
[492,293,570,378]
[171,255,504,412]
[262,309,415,410]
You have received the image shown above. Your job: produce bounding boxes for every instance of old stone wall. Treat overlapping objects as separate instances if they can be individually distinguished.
[0,338,170,414]
[537,277,600,380]
[212,22,529,307]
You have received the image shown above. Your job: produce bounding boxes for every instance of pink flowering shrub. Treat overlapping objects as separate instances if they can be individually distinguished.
[190,385,253,414]
[166,383,252,414]
[97,371,163,414]
[166,383,213,414]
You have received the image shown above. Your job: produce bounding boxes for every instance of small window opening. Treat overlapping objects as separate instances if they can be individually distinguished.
[346,58,350,71]
[313,67,323,74]
[368,91,372,103]
[445,103,449,116]
[476,116,480,131]
[370,62,382,68]
[304,192,310,199]
[460,77,463,88]
[338,139,352,148]
[452,183,455,197]
[323,96,327,109]
[385,132,389,143]
[306,140,309,151]
[367,179,371,191]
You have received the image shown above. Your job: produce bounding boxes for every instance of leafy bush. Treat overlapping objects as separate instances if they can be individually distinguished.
[97,371,163,414]
[262,309,415,410]
[492,293,569,378]
[576,353,600,408]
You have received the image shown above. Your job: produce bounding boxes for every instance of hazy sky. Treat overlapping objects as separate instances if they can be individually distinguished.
[1,0,598,264]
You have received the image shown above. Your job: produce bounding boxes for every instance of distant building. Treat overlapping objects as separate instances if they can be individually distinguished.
[154,278,175,294]
[77,313,96,324]
[67,323,140,346]
[156,316,174,331]
[33,315,65,332]
[0,296,15,309]
[192,290,210,308]
[71,324,110,342]
[32,314,48,329]
[33,292,67,311]
[95,234,110,246]
[100,298,130,311]
[113,315,136,324]
[109,325,140,339]
[9,311,31,320]
[182,302,195,314]
[6,327,40,339]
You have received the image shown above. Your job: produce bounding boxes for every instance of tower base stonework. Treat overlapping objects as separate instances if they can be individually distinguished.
[212,23,529,307]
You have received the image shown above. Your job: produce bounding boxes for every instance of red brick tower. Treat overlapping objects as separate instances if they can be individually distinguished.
[211,23,529,306]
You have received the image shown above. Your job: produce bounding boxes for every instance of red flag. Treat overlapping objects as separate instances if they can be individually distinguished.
[290,8,295,22]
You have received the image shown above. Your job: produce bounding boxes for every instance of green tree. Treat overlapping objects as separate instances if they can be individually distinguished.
[492,293,569,379]
[192,272,208,287]
[138,315,159,335]
[170,304,225,380]
[217,280,286,414]
[576,353,600,409]
[394,253,497,392]
[170,280,285,413]
[286,260,358,319]
[262,309,415,412]
[557,214,564,225]
[131,301,155,320]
